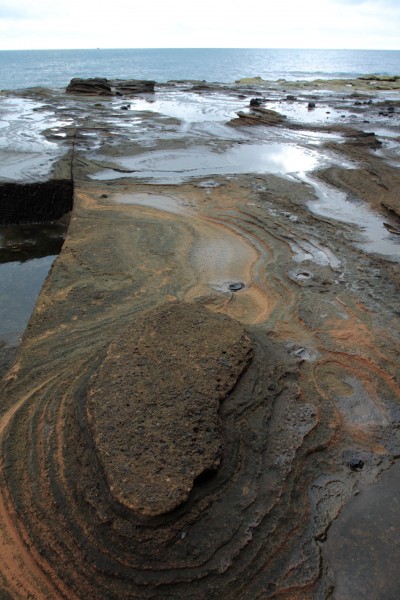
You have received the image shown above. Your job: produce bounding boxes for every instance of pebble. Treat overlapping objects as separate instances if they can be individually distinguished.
[229,282,245,292]
[349,458,364,471]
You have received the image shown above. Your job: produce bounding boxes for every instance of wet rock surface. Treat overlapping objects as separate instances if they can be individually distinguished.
[0,76,399,598]
[230,106,286,126]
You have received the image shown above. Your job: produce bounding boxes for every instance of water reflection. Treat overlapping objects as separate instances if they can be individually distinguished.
[0,222,67,371]
[0,256,56,346]
[303,175,400,259]
[128,91,242,123]
[0,222,67,263]
[92,142,320,183]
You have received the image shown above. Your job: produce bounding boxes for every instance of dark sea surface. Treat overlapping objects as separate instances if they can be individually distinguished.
[0,48,399,91]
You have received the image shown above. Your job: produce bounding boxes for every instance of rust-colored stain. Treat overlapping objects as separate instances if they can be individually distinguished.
[0,81,399,599]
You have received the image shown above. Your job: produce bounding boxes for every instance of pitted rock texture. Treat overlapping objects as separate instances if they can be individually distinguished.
[86,302,252,517]
[0,80,400,599]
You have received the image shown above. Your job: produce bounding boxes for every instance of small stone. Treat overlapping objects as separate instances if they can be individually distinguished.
[349,458,364,471]
[296,271,311,280]
[308,101,316,109]
[229,282,245,292]
[250,98,263,107]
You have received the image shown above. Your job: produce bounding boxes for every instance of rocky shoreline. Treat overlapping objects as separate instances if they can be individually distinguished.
[0,76,399,599]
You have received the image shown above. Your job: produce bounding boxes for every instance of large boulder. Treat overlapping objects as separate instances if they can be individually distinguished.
[66,77,156,96]
[66,77,113,95]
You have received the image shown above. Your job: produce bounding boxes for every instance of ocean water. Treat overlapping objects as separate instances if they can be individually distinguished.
[0,48,399,91]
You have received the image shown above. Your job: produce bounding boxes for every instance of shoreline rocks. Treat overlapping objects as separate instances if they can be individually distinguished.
[66,77,156,96]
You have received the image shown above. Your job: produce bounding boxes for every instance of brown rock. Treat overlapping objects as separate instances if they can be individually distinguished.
[86,302,252,517]
[343,130,382,148]
[112,79,156,94]
[229,106,286,126]
[66,77,113,96]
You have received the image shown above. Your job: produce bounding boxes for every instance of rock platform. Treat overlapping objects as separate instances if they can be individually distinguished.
[0,77,399,598]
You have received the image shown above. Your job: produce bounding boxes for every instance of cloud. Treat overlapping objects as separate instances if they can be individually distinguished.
[0,0,399,49]
[0,3,26,18]
[334,0,367,4]
[0,0,58,19]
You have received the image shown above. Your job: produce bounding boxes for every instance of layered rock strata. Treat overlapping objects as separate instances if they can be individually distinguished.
[66,77,113,96]
[229,106,286,126]
[66,78,155,96]
[0,79,399,599]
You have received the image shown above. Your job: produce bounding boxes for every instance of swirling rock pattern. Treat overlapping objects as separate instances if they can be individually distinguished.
[0,82,400,599]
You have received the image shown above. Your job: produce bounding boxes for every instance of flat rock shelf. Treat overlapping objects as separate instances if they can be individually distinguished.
[0,77,399,599]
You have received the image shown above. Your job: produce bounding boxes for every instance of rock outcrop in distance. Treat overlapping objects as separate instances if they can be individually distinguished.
[66,77,156,96]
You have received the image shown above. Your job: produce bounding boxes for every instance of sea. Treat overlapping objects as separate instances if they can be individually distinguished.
[0,48,399,91]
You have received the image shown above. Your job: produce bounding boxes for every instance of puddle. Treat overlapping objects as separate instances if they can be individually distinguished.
[91,142,320,183]
[0,222,67,262]
[284,128,344,145]
[286,342,317,361]
[127,91,243,123]
[196,180,221,188]
[0,222,66,352]
[0,257,56,347]
[302,175,400,259]
[373,127,400,139]
[114,192,193,215]
[326,460,400,599]
[289,239,341,269]
[257,98,352,126]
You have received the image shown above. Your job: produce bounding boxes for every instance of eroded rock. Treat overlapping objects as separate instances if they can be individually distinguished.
[86,302,252,517]
[66,78,156,96]
[66,77,113,96]
[229,106,286,126]
[113,79,155,95]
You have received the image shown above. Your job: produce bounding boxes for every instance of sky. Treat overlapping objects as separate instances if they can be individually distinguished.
[0,0,398,51]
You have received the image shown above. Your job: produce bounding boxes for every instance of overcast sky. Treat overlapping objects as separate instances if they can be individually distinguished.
[0,0,398,51]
